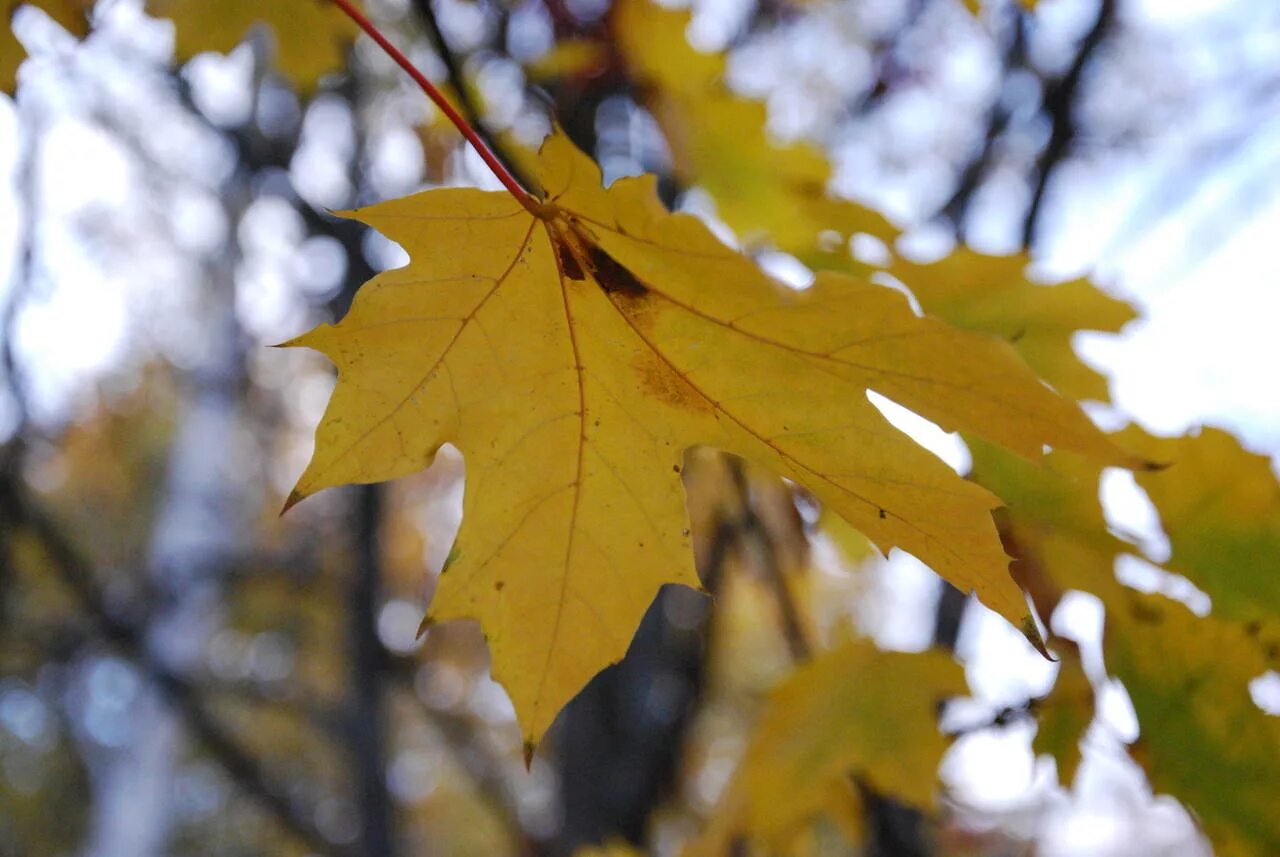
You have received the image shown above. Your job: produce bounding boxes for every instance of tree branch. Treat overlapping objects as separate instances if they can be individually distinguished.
[409,0,541,198]
[327,0,541,210]
[1021,0,1118,249]
[935,6,1028,236]
[0,473,353,857]
[726,457,812,661]
[348,484,396,857]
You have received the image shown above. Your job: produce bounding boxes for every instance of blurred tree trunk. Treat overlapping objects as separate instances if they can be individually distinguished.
[328,75,396,849]
[548,587,708,855]
[80,178,247,857]
[348,483,396,857]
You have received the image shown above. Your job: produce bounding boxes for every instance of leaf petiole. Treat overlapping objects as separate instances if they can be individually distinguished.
[326,0,541,214]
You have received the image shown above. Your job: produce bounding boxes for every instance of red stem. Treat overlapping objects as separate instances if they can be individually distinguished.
[328,0,540,214]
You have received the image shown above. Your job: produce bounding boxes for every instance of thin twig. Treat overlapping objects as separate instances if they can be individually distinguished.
[1021,0,1118,249]
[943,698,1038,737]
[384,671,536,852]
[410,0,541,197]
[348,484,396,857]
[328,0,541,212]
[932,582,968,651]
[726,458,811,661]
[1,95,41,436]
[206,681,346,736]
[935,6,1027,236]
[0,475,352,857]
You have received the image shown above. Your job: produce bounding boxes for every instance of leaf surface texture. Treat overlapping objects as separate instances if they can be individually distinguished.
[289,135,1130,744]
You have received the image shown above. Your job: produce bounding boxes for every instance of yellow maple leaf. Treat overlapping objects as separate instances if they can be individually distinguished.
[613,0,898,258]
[970,437,1128,610]
[1119,426,1280,635]
[146,0,356,92]
[689,640,963,853]
[970,433,1280,854]
[891,251,1136,403]
[1107,595,1280,857]
[286,134,1132,746]
[3,1,92,95]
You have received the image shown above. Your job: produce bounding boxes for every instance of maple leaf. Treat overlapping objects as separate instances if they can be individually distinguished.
[3,1,92,95]
[1118,426,1280,634]
[612,0,898,259]
[146,0,356,92]
[286,134,1134,746]
[970,433,1280,854]
[689,640,963,853]
[1106,596,1280,857]
[890,251,1137,403]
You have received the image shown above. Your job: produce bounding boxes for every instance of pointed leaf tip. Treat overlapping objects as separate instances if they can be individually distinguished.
[280,489,305,516]
[522,740,535,769]
[1021,615,1057,662]
[415,613,435,640]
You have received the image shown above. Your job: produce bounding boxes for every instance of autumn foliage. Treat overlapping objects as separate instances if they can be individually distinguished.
[3,1,1278,856]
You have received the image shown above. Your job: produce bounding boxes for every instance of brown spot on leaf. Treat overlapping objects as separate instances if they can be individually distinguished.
[791,178,826,199]
[554,240,585,281]
[1129,600,1163,624]
[633,353,711,414]
[494,581,505,592]
[585,244,649,297]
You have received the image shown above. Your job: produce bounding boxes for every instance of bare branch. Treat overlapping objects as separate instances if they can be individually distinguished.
[0,474,354,857]
[1022,0,1119,249]
[409,0,543,197]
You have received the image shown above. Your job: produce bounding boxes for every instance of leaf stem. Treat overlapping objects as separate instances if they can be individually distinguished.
[327,0,541,214]
[410,0,541,199]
